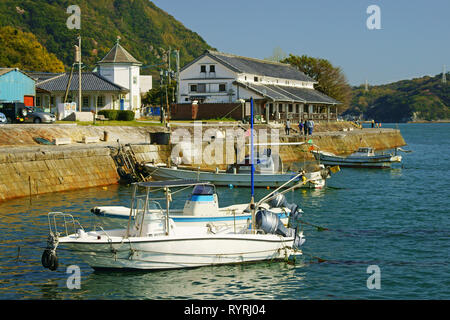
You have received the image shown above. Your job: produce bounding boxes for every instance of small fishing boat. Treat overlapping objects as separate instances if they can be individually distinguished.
[41,178,305,271]
[145,148,332,189]
[41,98,306,271]
[312,147,402,168]
[91,181,298,228]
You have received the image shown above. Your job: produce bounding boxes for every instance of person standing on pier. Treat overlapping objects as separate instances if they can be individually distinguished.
[285,119,291,135]
[298,121,304,136]
[304,120,308,136]
[308,120,314,135]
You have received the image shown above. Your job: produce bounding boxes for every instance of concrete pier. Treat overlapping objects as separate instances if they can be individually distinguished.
[0,122,406,202]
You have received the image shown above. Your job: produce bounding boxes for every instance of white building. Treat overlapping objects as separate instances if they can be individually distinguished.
[34,72,128,115]
[96,39,143,112]
[33,39,152,118]
[178,50,340,122]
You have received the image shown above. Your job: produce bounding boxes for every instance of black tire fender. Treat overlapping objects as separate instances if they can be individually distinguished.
[41,249,53,268]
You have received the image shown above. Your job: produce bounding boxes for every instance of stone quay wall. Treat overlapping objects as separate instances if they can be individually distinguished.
[0,147,119,201]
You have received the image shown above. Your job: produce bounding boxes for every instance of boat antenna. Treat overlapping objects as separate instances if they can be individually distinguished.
[250,97,256,233]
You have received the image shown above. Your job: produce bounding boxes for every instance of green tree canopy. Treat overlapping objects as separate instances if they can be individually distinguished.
[0,26,65,72]
[282,54,352,112]
[347,74,449,122]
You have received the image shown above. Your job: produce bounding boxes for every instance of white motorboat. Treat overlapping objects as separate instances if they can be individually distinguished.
[91,182,296,228]
[41,180,305,271]
[145,148,332,189]
[312,147,402,168]
[41,98,305,271]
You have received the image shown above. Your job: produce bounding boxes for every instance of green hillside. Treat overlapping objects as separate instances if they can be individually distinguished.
[346,74,450,122]
[0,0,212,75]
[0,26,65,72]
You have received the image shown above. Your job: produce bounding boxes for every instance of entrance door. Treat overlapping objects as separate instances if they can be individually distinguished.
[24,96,35,107]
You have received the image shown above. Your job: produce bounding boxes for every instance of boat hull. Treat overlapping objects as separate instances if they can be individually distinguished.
[312,151,401,168]
[145,165,325,188]
[60,232,299,270]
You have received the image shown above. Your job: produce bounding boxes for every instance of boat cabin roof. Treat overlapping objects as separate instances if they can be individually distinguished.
[192,183,216,195]
[135,180,207,188]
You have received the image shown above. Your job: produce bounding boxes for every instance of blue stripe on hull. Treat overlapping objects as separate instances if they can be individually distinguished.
[96,212,287,222]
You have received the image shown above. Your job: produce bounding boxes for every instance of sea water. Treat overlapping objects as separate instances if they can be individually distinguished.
[0,123,448,299]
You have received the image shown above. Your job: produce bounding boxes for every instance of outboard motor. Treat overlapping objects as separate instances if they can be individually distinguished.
[255,209,305,249]
[255,209,294,237]
[268,192,302,226]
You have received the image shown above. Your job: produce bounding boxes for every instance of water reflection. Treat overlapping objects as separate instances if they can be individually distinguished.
[79,262,306,300]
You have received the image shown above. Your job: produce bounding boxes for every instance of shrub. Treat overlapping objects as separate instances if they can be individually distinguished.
[117,110,135,121]
[98,109,119,120]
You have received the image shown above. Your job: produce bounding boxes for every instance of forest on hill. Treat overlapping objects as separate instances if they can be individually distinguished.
[0,0,212,74]
[346,74,450,122]
[0,26,65,73]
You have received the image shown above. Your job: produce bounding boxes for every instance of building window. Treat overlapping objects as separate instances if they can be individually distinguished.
[190,84,198,92]
[36,96,41,107]
[200,65,206,73]
[209,65,215,73]
[97,96,105,108]
[219,84,226,92]
[254,77,258,82]
[197,84,206,93]
[82,96,89,109]
[288,104,293,112]
[133,76,137,84]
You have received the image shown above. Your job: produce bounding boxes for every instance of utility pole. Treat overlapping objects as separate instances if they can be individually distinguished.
[160,69,165,125]
[77,35,82,112]
[168,46,171,73]
[165,69,170,123]
[176,49,180,104]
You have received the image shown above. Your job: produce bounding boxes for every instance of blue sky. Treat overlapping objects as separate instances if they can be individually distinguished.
[152,0,450,86]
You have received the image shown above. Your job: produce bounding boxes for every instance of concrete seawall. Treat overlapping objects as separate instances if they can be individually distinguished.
[0,123,406,202]
[0,147,119,201]
[278,128,406,162]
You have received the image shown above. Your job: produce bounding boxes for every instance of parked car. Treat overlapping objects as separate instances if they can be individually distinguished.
[0,102,56,123]
[0,112,6,124]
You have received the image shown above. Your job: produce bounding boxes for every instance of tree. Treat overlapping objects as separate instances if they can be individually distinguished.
[0,26,65,72]
[142,78,177,106]
[282,54,352,112]
[265,47,287,62]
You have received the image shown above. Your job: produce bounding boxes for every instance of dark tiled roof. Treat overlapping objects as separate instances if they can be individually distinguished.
[98,43,141,65]
[27,72,63,82]
[237,81,340,105]
[36,72,129,93]
[187,50,316,82]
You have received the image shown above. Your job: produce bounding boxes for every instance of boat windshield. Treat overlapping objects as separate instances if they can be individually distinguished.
[192,184,215,195]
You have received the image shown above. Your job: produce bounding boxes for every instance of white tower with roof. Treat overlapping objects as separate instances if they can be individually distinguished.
[96,37,142,113]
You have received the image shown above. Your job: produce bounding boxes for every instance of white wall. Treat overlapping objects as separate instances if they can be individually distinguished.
[140,75,153,94]
[180,56,238,103]
[98,63,141,111]
[179,54,316,104]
